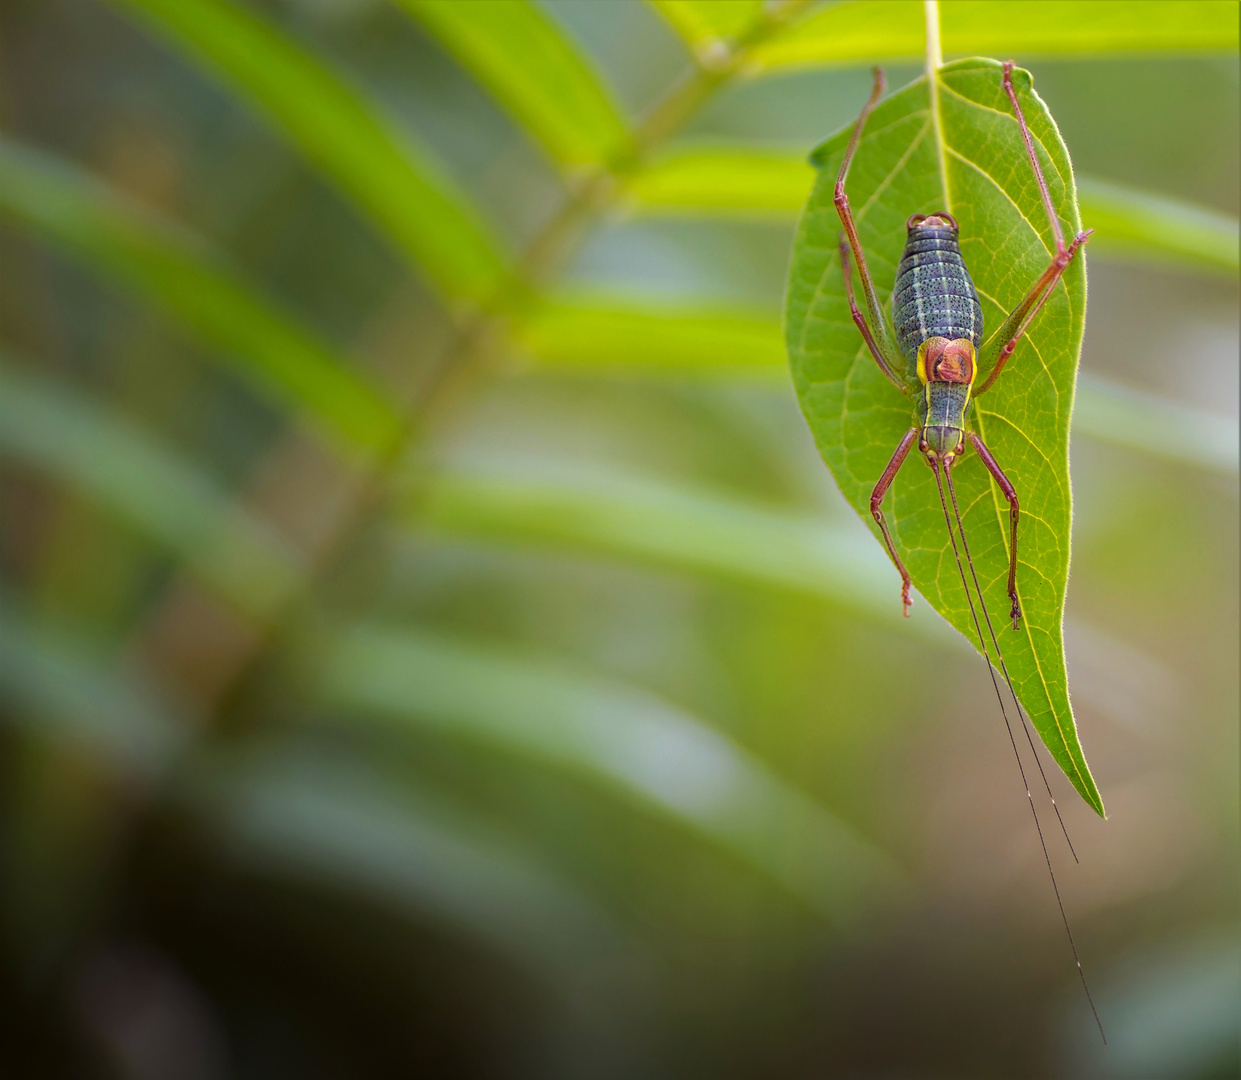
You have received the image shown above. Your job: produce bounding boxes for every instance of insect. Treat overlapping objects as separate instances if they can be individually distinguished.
[834,62,1104,1041]
[836,62,1090,629]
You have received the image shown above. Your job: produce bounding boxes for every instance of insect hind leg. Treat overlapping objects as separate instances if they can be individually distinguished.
[975,63,1092,396]
[1004,60,1068,258]
[965,431,1021,628]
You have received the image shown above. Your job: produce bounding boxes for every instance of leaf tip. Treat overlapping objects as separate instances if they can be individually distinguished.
[1082,781,1106,819]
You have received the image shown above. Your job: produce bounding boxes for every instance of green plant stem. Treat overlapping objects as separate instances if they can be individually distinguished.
[924,0,943,74]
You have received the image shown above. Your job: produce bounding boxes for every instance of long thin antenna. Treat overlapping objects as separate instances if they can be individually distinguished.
[932,463,1105,1044]
[944,469,1078,863]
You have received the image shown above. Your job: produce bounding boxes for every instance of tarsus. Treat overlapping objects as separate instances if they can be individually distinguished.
[932,462,1105,1045]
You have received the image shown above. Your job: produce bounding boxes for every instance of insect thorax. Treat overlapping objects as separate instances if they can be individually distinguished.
[892,218,983,362]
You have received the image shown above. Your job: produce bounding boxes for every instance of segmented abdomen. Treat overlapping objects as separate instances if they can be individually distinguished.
[891,224,983,362]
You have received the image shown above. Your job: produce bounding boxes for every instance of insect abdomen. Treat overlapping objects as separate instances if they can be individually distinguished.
[891,219,983,362]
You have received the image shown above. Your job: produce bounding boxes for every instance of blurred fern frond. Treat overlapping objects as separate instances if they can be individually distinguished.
[0,1,1236,1073]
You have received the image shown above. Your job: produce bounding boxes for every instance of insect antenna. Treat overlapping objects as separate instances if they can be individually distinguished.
[931,462,1106,1045]
[944,468,1078,863]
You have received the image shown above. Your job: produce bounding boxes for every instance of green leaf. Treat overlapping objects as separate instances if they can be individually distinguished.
[415,455,940,634]
[108,0,510,305]
[937,0,1241,55]
[752,1,1241,70]
[785,59,1103,813]
[0,600,182,775]
[0,139,402,457]
[518,297,786,373]
[396,0,631,170]
[310,623,898,920]
[0,357,303,618]
[1077,178,1240,278]
[626,146,814,217]
[650,0,765,55]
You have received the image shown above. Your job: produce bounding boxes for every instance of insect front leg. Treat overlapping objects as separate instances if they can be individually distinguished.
[965,431,1021,628]
[871,428,919,617]
[835,67,908,389]
[975,61,1092,396]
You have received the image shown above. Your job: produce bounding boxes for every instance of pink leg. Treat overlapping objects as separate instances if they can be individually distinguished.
[871,428,919,617]
[835,67,903,372]
[975,62,1092,396]
[976,230,1091,396]
[965,431,1021,628]
[840,238,905,392]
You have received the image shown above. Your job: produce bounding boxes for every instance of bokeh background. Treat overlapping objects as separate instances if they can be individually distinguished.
[0,1,1236,1077]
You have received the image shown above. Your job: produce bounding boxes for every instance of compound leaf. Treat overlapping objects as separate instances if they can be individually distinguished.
[785,58,1103,814]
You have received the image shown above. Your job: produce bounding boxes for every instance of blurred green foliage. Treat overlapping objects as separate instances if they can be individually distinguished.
[0,1,1236,1077]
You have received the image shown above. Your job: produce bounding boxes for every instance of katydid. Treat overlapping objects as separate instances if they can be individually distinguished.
[835,62,1103,1042]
